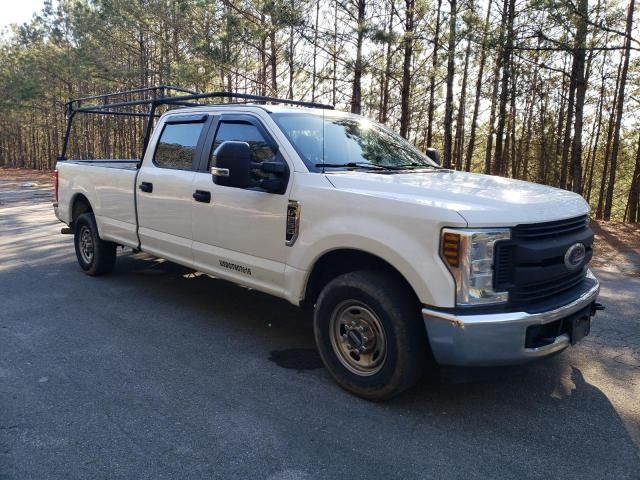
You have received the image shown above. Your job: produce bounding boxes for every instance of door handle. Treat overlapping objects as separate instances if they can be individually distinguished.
[139,182,153,193]
[193,190,211,203]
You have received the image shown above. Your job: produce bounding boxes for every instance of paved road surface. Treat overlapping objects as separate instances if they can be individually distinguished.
[1,180,639,479]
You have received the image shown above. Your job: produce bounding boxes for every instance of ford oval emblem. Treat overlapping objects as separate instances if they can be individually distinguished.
[564,242,586,270]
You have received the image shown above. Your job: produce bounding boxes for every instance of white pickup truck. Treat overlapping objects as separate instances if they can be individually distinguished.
[54,89,602,399]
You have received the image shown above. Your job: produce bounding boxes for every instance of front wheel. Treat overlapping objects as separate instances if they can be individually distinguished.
[73,213,117,276]
[313,270,428,400]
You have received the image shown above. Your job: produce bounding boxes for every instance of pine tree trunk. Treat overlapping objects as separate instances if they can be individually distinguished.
[537,88,550,184]
[560,60,577,189]
[519,95,534,180]
[553,67,568,179]
[454,29,472,170]
[312,0,320,101]
[399,0,415,138]
[288,18,294,99]
[493,0,515,176]
[583,70,605,202]
[604,0,634,220]
[350,0,366,114]
[426,0,443,146]
[484,0,509,175]
[625,131,640,223]
[442,0,457,168]
[270,30,278,96]
[379,0,395,123]
[332,0,338,106]
[508,71,518,177]
[569,0,589,194]
[464,0,492,172]
[596,55,623,218]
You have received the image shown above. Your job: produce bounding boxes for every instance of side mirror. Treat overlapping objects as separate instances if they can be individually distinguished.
[426,148,440,166]
[261,161,286,174]
[211,141,251,188]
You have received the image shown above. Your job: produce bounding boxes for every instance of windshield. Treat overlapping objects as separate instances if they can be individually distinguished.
[271,112,438,171]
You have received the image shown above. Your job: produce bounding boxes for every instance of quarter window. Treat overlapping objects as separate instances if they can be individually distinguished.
[154,122,204,170]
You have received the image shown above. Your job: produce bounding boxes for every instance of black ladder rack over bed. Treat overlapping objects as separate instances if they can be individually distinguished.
[59,85,334,162]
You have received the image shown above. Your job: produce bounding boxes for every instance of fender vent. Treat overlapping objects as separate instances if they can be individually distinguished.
[286,200,301,246]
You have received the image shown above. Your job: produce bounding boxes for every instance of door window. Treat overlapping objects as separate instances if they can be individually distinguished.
[211,121,278,182]
[154,122,205,170]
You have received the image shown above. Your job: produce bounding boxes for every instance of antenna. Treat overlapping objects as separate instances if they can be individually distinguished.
[322,104,326,174]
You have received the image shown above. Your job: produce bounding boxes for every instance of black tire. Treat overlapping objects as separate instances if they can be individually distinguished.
[73,212,117,276]
[313,270,428,400]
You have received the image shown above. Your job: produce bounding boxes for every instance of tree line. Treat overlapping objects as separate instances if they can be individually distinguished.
[0,0,638,221]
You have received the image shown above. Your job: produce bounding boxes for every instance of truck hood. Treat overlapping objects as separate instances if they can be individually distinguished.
[325,170,590,226]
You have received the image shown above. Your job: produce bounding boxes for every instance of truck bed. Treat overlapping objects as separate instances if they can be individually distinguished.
[56,159,140,248]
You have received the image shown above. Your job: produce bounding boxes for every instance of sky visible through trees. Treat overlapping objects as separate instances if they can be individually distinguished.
[0,0,639,221]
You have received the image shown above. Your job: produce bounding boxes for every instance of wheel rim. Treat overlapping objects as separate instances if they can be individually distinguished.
[79,226,94,264]
[329,300,387,376]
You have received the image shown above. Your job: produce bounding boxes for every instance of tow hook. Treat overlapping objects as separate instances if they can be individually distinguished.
[591,302,605,314]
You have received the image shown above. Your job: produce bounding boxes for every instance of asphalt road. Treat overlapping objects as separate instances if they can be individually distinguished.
[1,179,639,479]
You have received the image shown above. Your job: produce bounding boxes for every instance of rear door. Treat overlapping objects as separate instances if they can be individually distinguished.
[136,114,211,266]
[191,114,291,296]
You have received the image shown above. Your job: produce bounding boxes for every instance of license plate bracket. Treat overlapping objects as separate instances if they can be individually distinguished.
[570,313,591,345]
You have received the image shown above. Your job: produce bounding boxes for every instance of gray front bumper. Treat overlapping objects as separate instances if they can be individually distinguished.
[422,271,600,366]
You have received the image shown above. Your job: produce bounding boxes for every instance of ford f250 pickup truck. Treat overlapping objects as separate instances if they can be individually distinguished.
[54,87,602,400]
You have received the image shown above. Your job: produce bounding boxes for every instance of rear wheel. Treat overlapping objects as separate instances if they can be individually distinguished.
[313,270,428,400]
[73,213,117,275]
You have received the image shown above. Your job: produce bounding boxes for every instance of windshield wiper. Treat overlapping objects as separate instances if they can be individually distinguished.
[315,162,441,171]
[378,163,441,170]
[315,162,387,170]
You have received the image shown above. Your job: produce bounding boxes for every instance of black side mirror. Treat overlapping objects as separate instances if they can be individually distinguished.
[426,148,440,166]
[261,161,286,174]
[211,141,251,188]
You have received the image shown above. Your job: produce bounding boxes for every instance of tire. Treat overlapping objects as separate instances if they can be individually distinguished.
[73,212,117,276]
[313,270,428,400]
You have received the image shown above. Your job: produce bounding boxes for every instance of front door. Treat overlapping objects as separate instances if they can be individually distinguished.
[136,114,210,266]
[191,114,290,296]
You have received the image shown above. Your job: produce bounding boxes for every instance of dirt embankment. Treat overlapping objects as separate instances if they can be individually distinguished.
[0,167,55,184]
[590,221,640,276]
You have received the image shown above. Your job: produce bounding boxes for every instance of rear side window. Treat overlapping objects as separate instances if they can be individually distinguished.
[154,122,204,170]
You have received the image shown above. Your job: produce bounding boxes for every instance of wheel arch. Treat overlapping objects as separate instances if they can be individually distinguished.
[301,248,421,310]
[70,193,93,229]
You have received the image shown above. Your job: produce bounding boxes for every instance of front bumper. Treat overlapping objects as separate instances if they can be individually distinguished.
[422,271,600,366]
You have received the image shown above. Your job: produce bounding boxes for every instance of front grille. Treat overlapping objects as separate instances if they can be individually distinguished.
[494,244,515,285]
[512,215,588,240]
[494,215,592,305]
[508,269,586,303]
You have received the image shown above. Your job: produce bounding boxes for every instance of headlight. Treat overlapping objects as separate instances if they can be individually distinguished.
[441,228,511,306]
